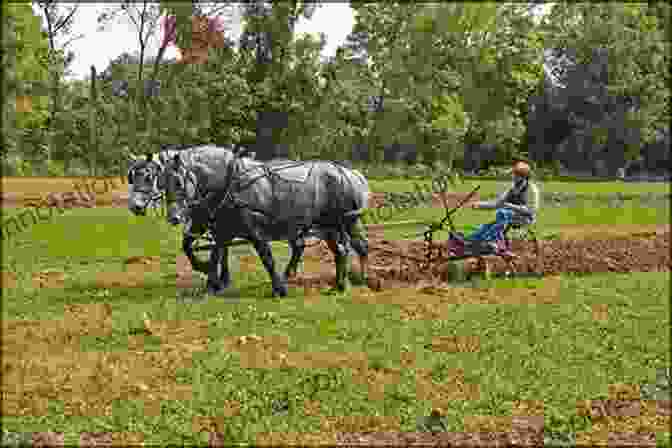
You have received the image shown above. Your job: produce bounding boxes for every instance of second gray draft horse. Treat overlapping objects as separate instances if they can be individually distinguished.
[163,146,370,297]
[127,146,228,275]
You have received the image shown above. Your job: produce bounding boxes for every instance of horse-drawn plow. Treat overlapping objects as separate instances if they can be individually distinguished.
[175,187,668,293]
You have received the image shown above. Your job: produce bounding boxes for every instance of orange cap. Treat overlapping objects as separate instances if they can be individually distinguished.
[512,161,530,177]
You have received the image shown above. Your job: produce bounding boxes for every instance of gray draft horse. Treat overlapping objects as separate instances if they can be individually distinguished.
[126,145,319,283]
[127,147,218,275]
[163,146,370,297]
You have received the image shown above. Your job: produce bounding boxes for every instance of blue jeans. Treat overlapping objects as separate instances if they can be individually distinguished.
[466,208,515,242]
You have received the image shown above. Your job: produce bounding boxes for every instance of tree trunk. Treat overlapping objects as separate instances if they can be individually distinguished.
[89,65,98,177]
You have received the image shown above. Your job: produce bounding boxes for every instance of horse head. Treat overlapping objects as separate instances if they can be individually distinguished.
[127,152,165,216]
[165,153,200,226]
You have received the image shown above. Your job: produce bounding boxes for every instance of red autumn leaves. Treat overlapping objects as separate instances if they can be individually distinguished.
[162,14,226,64]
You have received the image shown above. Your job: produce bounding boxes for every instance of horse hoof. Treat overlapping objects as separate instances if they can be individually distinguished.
[272,285,288,298]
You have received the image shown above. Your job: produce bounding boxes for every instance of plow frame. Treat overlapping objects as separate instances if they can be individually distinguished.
[414,184,544,278]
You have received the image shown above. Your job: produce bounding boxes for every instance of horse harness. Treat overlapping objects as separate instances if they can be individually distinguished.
[181,157,362,250]
[128,162,164,208]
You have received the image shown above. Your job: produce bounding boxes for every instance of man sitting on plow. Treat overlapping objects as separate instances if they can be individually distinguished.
[452,159,540,257]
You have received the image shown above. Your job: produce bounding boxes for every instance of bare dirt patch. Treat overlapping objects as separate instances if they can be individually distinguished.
[31,270,67,289]
[415,368,481,408]
[123,255,160,272]
[1,312,216,420]
[1,191,129,209]
[592,304,610,322]
[94,271,148,289]
[572,383,670,445]
[1,177,128,209]
[191,402,243,433]
[78,432,145,447]
[425,336,481,353]
[289,230,670,291]
[1,270,18,289]
[30,432,65,447]
[221,333,369,370]
[175,254,201,289]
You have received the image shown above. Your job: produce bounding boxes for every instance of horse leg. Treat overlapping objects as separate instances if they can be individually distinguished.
[325,231,350,293]
[284,237,305,279]
[206,244,226,296]
[218,245,231,289]
[182,233,209,274]
[346,217,369,280]
[250,237,288,298]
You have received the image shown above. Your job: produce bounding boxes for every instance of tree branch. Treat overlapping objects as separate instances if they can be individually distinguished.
[52,5,79,35]
[61,33,85,49]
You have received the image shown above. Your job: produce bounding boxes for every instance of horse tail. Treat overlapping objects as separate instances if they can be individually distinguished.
[335,165,369,212]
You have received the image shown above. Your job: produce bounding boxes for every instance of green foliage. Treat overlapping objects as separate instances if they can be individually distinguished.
[540,3,671,144]
[4,3,667,175]
[1,2,51,156]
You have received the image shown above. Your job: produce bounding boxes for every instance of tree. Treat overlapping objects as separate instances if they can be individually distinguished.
[345,3,546,169]
[416,3,546,167]
[34,0,82,167]
[539,3,670,145]
[97,0,165,159]
[1,2,51,162]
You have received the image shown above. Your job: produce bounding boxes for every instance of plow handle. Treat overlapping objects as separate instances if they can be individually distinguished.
[447,185,481,216]
[438,185,481,229]
[404,185,481,239]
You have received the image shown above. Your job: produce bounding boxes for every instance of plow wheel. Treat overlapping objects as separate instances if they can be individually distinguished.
[503,224,544,278]
[468,256,492,280]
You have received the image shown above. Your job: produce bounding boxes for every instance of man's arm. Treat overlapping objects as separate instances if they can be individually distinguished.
[473,189,508,209]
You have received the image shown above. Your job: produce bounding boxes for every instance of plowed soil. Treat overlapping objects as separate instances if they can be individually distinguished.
[169,226,671,292]
[286,228,670,290]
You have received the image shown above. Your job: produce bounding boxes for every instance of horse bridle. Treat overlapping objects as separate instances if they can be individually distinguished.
[128,164,165,210]
[166,159,210,221]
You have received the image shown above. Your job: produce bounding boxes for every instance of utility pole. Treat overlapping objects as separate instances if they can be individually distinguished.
[89,65,98,177]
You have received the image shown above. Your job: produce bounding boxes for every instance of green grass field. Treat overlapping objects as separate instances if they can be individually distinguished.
[1,183,670,445]
[369,178,671,197]
[363,199,670,242]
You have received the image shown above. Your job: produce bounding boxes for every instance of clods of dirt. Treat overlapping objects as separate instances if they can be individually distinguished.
[289,231,670,290]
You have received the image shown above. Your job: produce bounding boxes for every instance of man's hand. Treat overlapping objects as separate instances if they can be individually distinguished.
[469,202,480,209]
